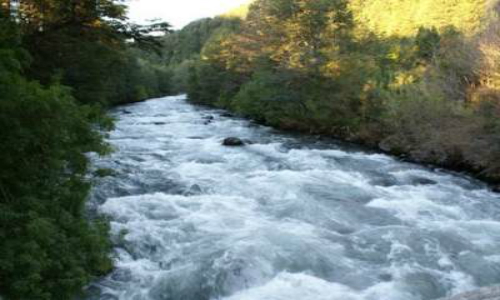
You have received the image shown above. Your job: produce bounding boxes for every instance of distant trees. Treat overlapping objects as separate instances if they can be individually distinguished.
[163,17,241,66]
[162,16,243,93]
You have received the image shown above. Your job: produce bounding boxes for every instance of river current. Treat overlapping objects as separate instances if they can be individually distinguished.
[87,95,500,300]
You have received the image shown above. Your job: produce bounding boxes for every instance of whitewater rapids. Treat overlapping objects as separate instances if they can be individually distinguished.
[87,95,500,300]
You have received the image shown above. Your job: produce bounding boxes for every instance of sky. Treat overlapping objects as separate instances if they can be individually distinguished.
[127,0,249,29]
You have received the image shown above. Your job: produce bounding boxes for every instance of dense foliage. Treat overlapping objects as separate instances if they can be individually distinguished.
[185,0,500,185]
[0,1,171,298]
[350,0,489,36]
[15,0,171,105]
[160,16,243,93]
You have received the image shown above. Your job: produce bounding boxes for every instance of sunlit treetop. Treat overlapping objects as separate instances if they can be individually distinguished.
[349,0,492,37]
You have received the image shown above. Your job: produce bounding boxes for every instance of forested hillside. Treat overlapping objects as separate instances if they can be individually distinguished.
[350,0,490,36]
[161,16,243,93]
[0,1,170,299]
[183,0,500,188]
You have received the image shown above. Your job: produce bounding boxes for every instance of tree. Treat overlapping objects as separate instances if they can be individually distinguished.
[15,0,171,105]
[0,13,113,299]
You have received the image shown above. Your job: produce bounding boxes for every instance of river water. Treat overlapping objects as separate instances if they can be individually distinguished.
[87,95,500,300]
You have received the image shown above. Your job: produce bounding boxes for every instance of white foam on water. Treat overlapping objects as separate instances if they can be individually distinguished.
[90,96,500,300]
[223,272,417,300]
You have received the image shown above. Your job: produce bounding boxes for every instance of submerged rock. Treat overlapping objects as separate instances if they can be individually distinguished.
[404,272,446,300]
[369,174,399,187]
[378,273,393,282]
[202,115,215,125]
[223,137,245,146]
[410,177,437,185]
[184,184,203,196]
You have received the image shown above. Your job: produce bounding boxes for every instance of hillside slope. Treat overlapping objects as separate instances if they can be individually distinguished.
[217,0,493,36]
[350,0,492,36]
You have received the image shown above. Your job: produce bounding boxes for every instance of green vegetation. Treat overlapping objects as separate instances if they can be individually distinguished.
[350,0,489,37]
[0,1,171,299]
[184,0,500,186]
[18,1,171,105]
[161,16,243,93]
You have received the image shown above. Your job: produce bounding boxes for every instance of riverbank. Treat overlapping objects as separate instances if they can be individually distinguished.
[292,123,500,194]
[186,96,500,194]
[182,0,500,196]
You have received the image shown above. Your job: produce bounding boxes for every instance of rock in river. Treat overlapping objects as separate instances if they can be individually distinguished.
[222,137,245,146]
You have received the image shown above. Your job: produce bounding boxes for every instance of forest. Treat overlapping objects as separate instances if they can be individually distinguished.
[182,0,500,188]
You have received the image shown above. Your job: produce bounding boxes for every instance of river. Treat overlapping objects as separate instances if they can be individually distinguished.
[87,95,500,300]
